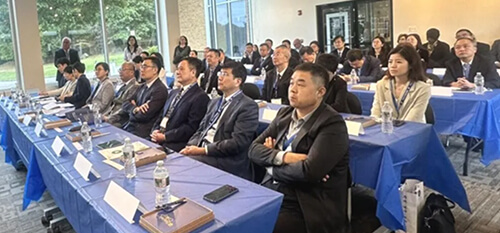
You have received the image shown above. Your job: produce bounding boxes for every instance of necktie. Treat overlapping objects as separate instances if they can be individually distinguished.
[283,133,297,150]
[66,50,70,60]
[273,74,281,98]
[463,63,471,78]
[338,50,342,57]
[260,58,265,68]
[355,68,360,76]
[115,84,126,97]
[90,82,100,100]
[165,88,184,119]
[206,69,214,91]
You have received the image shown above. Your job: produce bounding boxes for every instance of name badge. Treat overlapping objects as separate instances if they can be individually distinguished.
[160,117,169,129]
[271,98,282,105]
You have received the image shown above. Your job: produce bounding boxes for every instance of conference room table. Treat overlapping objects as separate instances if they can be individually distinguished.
[349,87,500,173]
[258,103,470,231]
[0,97,283,233]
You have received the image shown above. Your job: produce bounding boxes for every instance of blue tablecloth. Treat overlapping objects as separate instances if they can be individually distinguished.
[1,103,283,233]
[258,103,470,231]
[350,88,500,165]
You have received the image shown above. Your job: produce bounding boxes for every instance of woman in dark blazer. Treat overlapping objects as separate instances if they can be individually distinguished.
[407,33,429,68]
[315,53,349,113]
[173,35,191,66]
[367,36,390,67]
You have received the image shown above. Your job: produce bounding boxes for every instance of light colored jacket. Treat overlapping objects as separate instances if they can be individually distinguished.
[370,78,431,123]
[86,77,115,114]
[106,79,139,116]
[47,79,77,97]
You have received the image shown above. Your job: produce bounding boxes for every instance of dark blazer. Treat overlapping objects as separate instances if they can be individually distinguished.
[332,47,350,64]
[423,40,451,68]
[250,56,275,75]
[367,49,389,67]
[201,65,222,95]
[340,55,383,82]
[442,54,500,89]
[324,75,349,113]
[187,93,259,180]
[417,48,430,68]
[220,57,234,66]
[64,74,91,109]
[249,104,349,233]
[107,79,140,127]
[54,48,80,87]
[241,52,260,65]
[152,84,209,152]
[490,39,500,64]
[451,41,491,59]
[291,49,301,62]
[262,67,293,104]
[123,78,169,138]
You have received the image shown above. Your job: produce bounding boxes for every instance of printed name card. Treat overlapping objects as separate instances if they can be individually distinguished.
[8,102,14,110]
[271,98,282,105]
[35,122,43,137]
[432,68,446,76]
[345,120,365,136]
[262,109,278,122]
[369,83,377,91]
[14,106,20,116]
[73,153,93,181]
[104,181,140,224]
[51,136,65,157]
[431,86,453,97]
[22,115,31,126]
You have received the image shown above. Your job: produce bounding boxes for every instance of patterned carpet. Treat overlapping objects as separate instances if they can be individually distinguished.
[0,136,500,233]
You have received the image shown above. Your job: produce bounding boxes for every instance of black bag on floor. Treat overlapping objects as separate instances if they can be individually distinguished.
[420,193,456,233]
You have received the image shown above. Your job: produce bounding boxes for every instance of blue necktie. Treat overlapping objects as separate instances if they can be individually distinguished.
[165,88,184,119]
[463,63,470,78]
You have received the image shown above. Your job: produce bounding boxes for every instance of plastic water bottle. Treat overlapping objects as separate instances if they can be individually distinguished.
[93,109,102,128]
[350,69,358,85]
[381,101,393,134]
[123,137,136,179]
[81,122,93,154]
[210,87,219,99]
[474,72,485,95]
[154,160,170,206]
[260,67,266,81]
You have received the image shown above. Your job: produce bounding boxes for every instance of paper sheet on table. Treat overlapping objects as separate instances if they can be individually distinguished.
[431,86,453,96]
[99,141,150,160]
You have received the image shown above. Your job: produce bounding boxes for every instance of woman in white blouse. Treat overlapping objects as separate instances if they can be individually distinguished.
[40,66,77,97]
[370,43,431,123]
[124,35,143,62]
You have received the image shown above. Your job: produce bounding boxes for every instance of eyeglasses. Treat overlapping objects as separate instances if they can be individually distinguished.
[118,68,134,72]
[217,71,230,77]
[140,65,156,69]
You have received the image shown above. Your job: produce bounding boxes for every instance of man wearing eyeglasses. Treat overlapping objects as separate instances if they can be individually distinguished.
[201,49,222,95]
[180,61,259,180]
[122,56,169,138]
[104,62,140,127]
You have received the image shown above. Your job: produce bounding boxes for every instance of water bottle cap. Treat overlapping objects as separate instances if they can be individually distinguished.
[124,137,131,143]
[157,160,164,166]
[83,121,88,126]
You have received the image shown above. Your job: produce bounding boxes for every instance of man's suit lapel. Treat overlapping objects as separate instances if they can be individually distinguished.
[216,94,242,136]
[162,89,179,116]
[276,112,292,148]
[291,104,326,151]
[469,56,480,80]
[169,84,199,117]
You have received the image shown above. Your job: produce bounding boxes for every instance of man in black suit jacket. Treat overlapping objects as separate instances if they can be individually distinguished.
[443,36,500,89]
[218,48,234,66]
[123,56,169,138]
[241,43,260,65]
[332,35,350,64]
[151,57,210,152]
[451,29,490,58]
[54,37,80,87]
[282,39,301,63]
[423,28,451,68]
[266,38,274,55]
[316,53,349,113]
[262,45,293,105]
[62,62,91,109]
[490,39,500,68]
[250,43,274,75]
[181,62,259,180]
[249,63,349,233]
[339,49,383,83]
[201,49,222,95]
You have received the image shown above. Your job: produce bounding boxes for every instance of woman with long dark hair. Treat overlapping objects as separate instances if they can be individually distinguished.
[407,33,429,67]
[368,36,390,67]
[370,43,431,123]
[124,35,143,62]
[173,35,191,65]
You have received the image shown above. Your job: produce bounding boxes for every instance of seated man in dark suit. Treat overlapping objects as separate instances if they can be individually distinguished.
[282,39,301,64]
[332,35,350,64]
[150,57,210,152]
[241,42,260,65]
[339,49,383,83]
[54,37,80,87]
[218,48,233,66]
[201,49,222,95]
[491,39,500,68]
[123,56,169,138]
[443,36,500,89]
[265,38,274,55]
[423,28,451,68]
[262,45,293,105]
[181,61,259,180]
[249,63,350,233]
[104,62,140,127]
[316,53,349,113]
[451,29,490,58]
[250,43,274,75]
[300,46,317,63]
[61,62,91,109]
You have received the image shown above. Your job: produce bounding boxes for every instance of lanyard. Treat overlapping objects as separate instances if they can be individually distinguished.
[389,79,414,117]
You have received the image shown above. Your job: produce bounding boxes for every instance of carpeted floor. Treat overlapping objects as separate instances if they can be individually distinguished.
[0,136,500,233]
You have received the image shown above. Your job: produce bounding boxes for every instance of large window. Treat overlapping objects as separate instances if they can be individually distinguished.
[0,0,17,89]
[207,0,251,58]
[37,0,158,84]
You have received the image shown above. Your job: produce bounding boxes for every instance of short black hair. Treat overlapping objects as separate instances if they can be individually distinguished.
[144,56,163,75]
[56,57,70,66]
[426,28,440,40]
[259,43,269,50]
[181,57,203,78]
[208,49,221,57]
[132,55,143,64]
[294,63,329,89]
[315,53,339,74]
[299,46,314,56]
[140,51,149,56]
[221,61,247,86]
[282,39,291,46]
[63,66,73,74]
[151,52,164,67]
[72,62,86,73]
[456,28,473,36]
[191,50,198,56]
[333,35,345,42]
[265,38,273,45]
[245,42,253,46]
[95,62,110,73]
[218,48,225,54]
[346,49,364,62]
